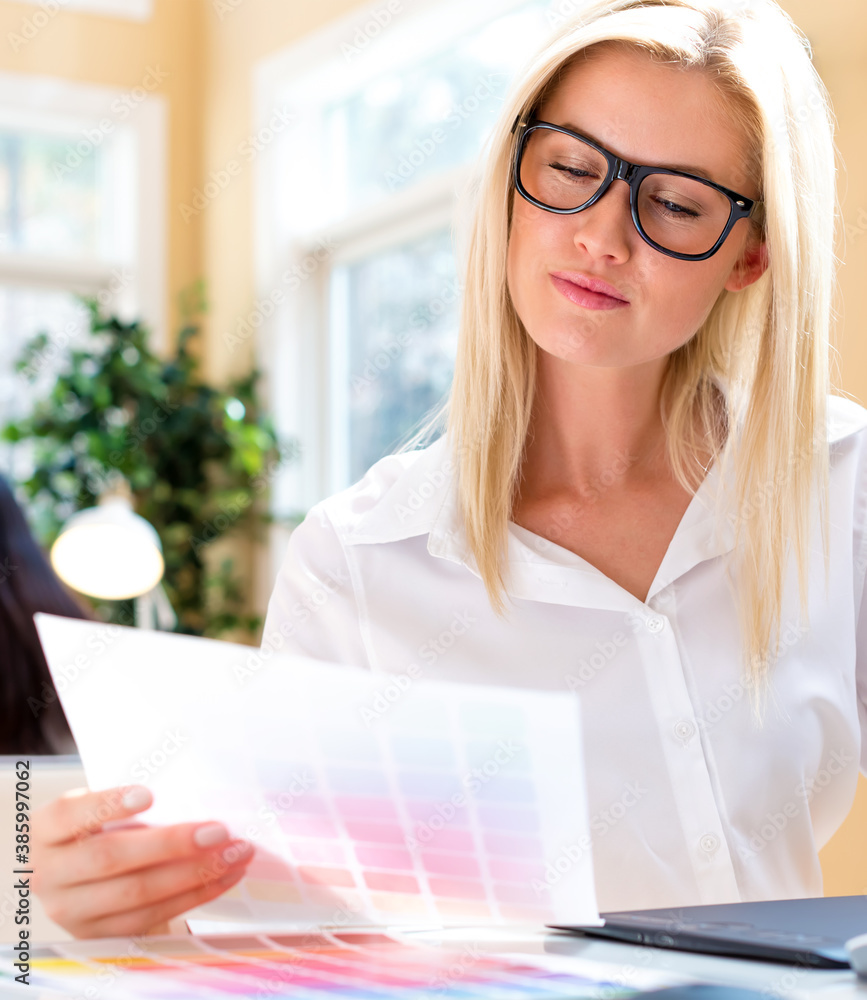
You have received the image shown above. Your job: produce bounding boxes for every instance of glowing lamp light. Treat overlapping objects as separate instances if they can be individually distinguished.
[51,485,164,601]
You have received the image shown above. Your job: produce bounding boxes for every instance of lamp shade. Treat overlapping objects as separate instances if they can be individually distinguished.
[51,495,164,601]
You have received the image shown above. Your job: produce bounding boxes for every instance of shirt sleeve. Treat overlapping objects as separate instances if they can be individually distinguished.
[260,503,369,670]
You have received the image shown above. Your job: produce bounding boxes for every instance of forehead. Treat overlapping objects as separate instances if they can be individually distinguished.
[539,45,754,192]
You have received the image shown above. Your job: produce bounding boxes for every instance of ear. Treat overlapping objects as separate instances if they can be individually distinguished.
[724,240,768,292]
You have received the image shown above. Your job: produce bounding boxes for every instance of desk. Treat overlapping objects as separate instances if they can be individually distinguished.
[3,922,867,998]
[407,925,867,997]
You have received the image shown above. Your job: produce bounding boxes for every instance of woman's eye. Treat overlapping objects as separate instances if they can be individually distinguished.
[549,160,598,180]
[654,196,701,219]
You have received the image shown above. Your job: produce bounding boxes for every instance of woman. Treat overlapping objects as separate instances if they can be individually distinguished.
[32,0,867,937]
[0,474,88,754]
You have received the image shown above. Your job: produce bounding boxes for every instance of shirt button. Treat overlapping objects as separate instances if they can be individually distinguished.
[700,833,720,855]
[674,720,695,743]
[646,616,665,633]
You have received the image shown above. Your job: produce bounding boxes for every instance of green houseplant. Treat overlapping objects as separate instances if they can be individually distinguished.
[2,295,292,639]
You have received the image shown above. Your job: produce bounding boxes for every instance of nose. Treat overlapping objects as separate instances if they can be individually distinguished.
[571,177,635,264]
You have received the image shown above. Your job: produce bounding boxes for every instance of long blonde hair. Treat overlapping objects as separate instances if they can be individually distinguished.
[445,0,837,686]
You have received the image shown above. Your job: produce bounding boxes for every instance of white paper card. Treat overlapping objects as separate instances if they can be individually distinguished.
[35,614,600,928]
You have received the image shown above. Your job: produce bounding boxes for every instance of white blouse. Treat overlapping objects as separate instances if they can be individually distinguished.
[262,393,867,913]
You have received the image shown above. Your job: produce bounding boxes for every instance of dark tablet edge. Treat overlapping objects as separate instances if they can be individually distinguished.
[546,924,851,970]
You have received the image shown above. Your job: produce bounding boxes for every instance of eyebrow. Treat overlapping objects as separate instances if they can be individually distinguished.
[557,120,716,181]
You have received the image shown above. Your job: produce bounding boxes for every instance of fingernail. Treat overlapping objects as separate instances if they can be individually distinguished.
[121,786,151,811]
[221,840,252,864]
[194,823,229,848]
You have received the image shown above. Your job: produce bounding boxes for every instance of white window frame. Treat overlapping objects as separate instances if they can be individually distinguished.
[253,0,547,515]
[0,71,167,350]
[251,0,555,612]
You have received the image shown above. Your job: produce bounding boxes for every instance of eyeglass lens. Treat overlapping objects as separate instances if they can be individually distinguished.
[520,128,733,257]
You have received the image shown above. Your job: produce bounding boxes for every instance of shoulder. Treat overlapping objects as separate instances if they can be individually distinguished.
[828,393,867,450]
[310,435,455,546]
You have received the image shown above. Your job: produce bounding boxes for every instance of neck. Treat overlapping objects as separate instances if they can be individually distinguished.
[520,351,671,497]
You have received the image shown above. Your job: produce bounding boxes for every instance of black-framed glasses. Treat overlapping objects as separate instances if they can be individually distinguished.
[512,117,762,261]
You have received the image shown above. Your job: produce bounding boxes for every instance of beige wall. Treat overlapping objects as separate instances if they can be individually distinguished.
[783,0,867,404]
[199,0,371,383]
[2,0,867,896]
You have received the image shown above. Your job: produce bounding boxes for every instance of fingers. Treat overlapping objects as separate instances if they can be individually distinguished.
[33,785,154,847]
[32,785,257,939]
[47,841,254,937]
[39,819,242,890]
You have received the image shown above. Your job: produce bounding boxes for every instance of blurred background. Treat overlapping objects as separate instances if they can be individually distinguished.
[0,0,865,896]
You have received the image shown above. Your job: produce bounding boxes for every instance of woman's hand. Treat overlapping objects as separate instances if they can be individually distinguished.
[32,785,253,939]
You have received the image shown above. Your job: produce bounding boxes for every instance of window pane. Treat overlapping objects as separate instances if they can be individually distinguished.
[0,285,90,428]
[324,1,551,213]
[0,131,104,256]
[341,228,459,484]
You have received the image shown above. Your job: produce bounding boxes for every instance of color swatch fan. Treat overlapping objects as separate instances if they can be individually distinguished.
[0,929,683,999]
[35,614,600,929]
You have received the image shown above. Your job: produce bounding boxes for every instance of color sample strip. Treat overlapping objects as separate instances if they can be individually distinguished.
[1,932,650,1000]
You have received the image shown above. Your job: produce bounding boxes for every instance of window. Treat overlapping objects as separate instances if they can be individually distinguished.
[0,72,166,476]
[254,0,554,518]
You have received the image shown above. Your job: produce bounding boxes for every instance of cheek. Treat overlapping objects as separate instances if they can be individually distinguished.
[645,255,736,340]
[507,206,562,309]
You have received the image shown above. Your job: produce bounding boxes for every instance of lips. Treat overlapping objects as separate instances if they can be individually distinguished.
[551,271,629,301]
[549,271,630,311]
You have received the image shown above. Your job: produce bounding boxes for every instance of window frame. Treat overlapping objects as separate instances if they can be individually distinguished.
[0,70,167,350]
[253,0,542,531]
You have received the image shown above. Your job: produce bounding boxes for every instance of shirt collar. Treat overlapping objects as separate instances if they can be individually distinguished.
[343,395,867,611]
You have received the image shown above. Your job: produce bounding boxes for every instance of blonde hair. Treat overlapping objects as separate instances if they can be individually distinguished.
[443,0,838,689]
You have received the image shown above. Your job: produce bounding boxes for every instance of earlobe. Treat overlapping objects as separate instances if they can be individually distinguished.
[725,240,769,292]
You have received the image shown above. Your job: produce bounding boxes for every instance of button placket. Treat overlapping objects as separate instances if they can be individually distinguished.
[638,618,741,902]
[700,833,720,857]
[673,720,695,745]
